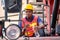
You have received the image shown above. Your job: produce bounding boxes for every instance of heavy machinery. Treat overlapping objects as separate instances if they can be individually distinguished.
[0,0,60,40]
[1,0,22,13]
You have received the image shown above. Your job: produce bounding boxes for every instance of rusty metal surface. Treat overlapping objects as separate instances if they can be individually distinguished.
[0,37,60,40]
[18,37,60,40]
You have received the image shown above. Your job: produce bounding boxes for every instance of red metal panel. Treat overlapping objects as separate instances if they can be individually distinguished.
[43,0,51,33]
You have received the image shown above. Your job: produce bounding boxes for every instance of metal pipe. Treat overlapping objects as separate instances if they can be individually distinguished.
[51,0,59,35]
[51,0,59,28]
[5,0,8,20]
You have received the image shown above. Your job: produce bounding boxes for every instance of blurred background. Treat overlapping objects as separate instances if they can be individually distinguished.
[0,0,60,40]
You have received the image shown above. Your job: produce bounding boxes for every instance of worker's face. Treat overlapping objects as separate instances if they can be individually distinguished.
[25,9,33,18]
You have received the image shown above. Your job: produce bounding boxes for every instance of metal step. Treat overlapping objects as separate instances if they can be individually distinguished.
[30,2,44,5]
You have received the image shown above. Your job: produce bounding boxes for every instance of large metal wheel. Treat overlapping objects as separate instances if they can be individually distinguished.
[6,24,21,40]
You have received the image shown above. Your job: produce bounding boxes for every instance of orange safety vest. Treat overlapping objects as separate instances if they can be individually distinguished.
[22,16,38,37]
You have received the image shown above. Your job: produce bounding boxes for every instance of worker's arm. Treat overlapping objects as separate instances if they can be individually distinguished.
[37,16,45,29]
[18,21,26,35]
[18,21,22,28]
[34,16,47,31]
[18,21,29,34]
[34,17,46,36]
[34,17,45,32]
[37,16,51,35]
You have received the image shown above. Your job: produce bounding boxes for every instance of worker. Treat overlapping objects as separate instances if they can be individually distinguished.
[19,4,46,37]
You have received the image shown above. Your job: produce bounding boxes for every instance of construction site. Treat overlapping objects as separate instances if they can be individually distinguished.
[0,0,60,40]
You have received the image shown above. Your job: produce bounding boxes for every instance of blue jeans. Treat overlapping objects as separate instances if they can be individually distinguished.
[38,28,45,37]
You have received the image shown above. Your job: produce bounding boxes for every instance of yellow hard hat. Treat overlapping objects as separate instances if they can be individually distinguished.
[25,4,33,10]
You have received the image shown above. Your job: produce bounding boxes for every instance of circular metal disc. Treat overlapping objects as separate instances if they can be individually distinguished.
[6,24,21,40]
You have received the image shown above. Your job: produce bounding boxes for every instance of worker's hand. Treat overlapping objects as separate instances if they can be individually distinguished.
[22,24,29,32]
[25,24,29,27]
[33,26,38,33]
[38,23,48,29]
